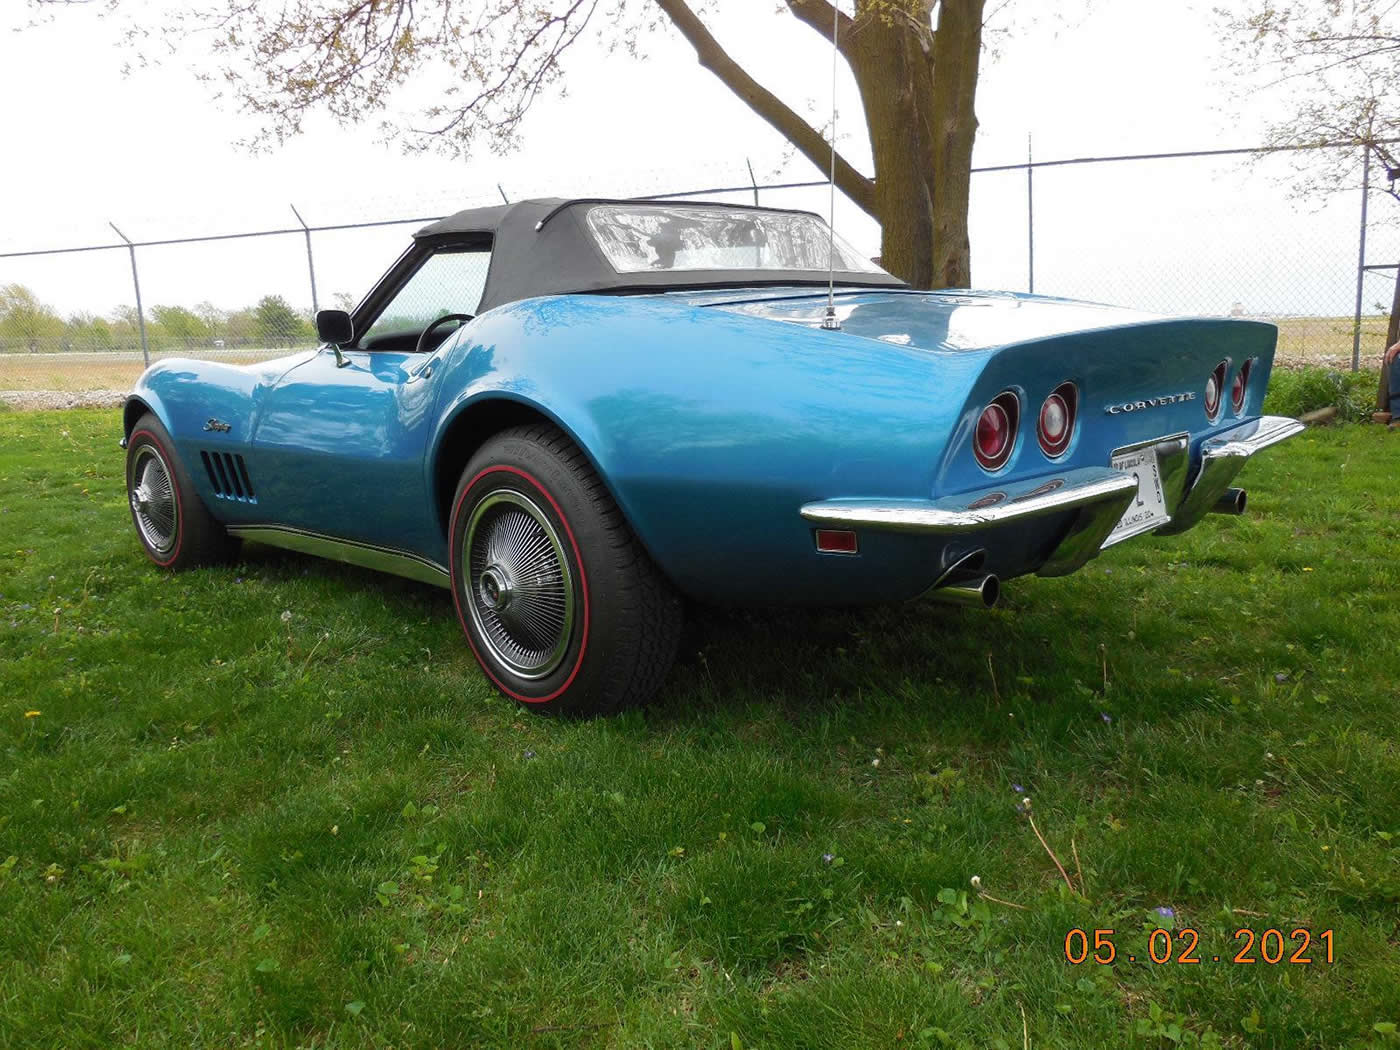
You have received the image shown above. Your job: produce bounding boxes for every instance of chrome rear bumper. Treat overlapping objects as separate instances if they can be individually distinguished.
[799,415,1302,581]
[1155,414,1303,535]
[801,466,1140,579]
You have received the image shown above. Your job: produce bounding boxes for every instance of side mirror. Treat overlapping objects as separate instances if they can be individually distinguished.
[316,309,354,345]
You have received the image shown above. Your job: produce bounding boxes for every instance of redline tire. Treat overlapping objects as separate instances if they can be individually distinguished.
[125,412,238,570]
[449,424,682,716]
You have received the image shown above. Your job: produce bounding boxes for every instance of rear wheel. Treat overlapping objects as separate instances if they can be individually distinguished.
[449,424,682,716]
[125,412,237,569]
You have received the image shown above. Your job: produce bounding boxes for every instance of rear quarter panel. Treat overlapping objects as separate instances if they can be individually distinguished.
[429,295,987,603]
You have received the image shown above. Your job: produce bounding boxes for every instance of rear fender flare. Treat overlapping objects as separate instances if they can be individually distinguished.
[427,390,643,557]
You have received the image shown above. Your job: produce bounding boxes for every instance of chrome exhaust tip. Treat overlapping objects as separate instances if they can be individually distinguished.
[929,573,1000,609]
[1212,487,1247,516]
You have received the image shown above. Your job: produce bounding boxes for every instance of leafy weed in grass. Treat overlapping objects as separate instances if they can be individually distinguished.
[1,409,1400,1047]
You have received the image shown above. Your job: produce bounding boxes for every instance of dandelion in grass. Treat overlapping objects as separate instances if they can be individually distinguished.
[24,710,40,718]
[280,610,292,623]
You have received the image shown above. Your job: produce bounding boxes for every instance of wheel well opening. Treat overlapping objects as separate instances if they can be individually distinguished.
[123,397,152,437]
[434,400,557,539]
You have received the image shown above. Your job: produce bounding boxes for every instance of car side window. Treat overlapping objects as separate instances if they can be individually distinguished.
[359,247,492,349]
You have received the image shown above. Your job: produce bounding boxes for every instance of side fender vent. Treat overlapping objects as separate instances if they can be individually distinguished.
[200,451,257,503]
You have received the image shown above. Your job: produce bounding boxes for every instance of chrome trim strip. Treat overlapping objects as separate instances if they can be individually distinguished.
[227,525,451,588]
[1155,415,1303,536]
[800,468,1139,535]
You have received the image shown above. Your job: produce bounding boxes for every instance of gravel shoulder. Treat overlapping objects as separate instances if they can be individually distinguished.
[0,389,128,411]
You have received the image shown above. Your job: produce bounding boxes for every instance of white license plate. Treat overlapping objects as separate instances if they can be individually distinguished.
[1104,445,1170,546]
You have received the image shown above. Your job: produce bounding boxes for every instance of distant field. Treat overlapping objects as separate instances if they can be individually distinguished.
[0,349,300,397]
[0,318,1391,403]
[1272,315,1391,367]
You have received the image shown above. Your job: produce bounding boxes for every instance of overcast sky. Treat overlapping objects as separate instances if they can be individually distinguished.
[1,0,1394,321]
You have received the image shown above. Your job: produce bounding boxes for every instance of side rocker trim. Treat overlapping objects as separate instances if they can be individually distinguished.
[226,525,451,587]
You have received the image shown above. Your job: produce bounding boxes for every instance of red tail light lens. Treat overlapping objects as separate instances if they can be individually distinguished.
[1037,382,1077,458]
[974,392,1019,471]
[1231,358,1252,414]
[1204,361,1227,420]
[814,529,859,554]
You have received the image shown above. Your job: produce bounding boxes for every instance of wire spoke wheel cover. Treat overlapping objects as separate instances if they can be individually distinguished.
[464,488,576,680]
[129,444,179,555]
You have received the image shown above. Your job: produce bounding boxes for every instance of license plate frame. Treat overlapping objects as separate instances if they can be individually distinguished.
[1104,442,1171,547]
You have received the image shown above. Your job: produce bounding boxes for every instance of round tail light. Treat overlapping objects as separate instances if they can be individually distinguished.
[1037,381,1077,458]
[1204,361,1227,421]
[974,392,1019,471]
[1231,358,1252,414]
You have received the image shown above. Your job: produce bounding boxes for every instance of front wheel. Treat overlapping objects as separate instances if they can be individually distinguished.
[449,424,682,716]
[125,412,238,570]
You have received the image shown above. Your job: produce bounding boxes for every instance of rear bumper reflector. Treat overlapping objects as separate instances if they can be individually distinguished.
[814,528,859,554]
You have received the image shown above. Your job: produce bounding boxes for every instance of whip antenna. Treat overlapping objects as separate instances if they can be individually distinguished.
[821,0,841,331]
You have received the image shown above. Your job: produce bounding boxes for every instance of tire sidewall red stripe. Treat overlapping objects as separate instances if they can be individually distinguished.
[450,464,590,705]
[129,427,184,568]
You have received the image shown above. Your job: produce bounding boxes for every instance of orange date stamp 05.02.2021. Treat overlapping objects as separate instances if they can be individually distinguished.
[1063,927,1335,966]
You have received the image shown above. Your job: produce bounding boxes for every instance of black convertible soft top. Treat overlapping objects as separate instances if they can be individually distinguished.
[413,198,905,313]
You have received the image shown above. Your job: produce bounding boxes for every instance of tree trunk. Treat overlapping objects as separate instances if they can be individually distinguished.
[928,0,984,288]
[845,0,984,289]
[662,0,985,291]
[846,5,937,287]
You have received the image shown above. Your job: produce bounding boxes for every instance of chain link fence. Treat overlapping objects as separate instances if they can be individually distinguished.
[1,142,1394,408]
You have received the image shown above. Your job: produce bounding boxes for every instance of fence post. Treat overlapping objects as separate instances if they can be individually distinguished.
[1352,145,1371,373]
[109,222,149,368]
[290,204,319,315]
[1026,135,1035,295]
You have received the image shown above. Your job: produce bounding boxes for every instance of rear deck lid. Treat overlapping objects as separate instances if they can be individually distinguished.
[696,288,1166,355]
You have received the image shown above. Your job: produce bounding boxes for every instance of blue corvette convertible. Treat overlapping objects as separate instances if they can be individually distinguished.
[123,198,1301,714]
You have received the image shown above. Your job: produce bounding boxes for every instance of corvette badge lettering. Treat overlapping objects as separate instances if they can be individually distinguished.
[1104,392,1196,415]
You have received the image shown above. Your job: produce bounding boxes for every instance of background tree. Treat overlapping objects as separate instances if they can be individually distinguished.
[194,301,226,341]
[1223,0,1400,402]
[37,0,994,290]
[151,305,212,349]
[0,283,64,353]
[253,295,311,348]
[65,312,115,351]
[223,307,259,348]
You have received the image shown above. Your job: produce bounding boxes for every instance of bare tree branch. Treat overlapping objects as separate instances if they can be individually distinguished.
[652,0,878,216]
[782,0,855,56]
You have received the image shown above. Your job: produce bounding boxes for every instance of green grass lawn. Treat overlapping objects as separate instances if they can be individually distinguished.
[2,410,1399,1049]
